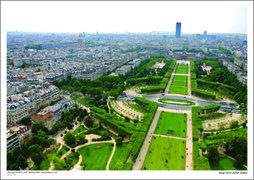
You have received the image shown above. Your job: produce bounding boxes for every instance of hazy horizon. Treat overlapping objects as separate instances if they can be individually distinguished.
[2,1,251,34]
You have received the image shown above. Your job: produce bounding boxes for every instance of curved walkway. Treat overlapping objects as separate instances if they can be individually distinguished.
[106,139,116,170]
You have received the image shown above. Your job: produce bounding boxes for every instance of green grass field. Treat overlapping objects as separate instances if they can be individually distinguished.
[77,143,113,170]
[173,75,188,81]
[175,64,188,74]
[210,154,247,171]
[142,136,186,170]
[109,143,127,170]
[169,75,188,95]
[30,159,50,170]
[154,112,187,138]
[169,86,188,95]
[78,98,93,107]
[73,125,87,135]
[171,80,187,86]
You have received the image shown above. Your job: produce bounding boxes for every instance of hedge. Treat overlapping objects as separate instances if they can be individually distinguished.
[201,105,221,114]
[130,132,146,162]
[122,162,134,170]
[191,72,196,79]
[170,60,177,70]
[140,78,169,93]
[114,143,133,170]
[196,79,236,93]
[127,76,163,85]
[190,61,194,72]
[192,89,216,100]
[193,142,210,170]
[192,106,203,140]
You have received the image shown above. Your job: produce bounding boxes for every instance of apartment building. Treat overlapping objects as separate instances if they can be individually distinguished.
[31,97,75,130]
[6,85,60,127]
[7,124,31,144]
[7,130,20,152]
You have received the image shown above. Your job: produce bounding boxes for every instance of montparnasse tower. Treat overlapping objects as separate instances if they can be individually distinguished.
[77,34,83,47]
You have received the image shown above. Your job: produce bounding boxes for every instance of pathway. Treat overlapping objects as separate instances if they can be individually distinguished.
[164,62,177,94]
[185,111,193,170]
[152,134,186,140]
[106,138,116,170]
[132,110,162,170]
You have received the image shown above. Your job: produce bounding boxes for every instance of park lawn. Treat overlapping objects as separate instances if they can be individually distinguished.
[109,143,127,170]
[210,154,247,171]
[173,75,188,81]
[171,80,187,86]
[77,143,113,170]
[175,64,188,74]
[78,98,93,107]
[73,125,87,135]
[58,145,70,155]
[169,86,188,95]
[154,112,187,138]
[142,136,186,170]
[30,159,50,170]
[175,69,188,74]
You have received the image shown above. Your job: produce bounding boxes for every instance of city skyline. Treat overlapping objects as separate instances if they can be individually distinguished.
[2,1,251,34]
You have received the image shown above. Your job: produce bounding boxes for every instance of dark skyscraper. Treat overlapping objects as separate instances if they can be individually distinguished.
[175,22,181,38]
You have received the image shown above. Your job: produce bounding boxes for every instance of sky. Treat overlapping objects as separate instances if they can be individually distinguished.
[1,1,251,34]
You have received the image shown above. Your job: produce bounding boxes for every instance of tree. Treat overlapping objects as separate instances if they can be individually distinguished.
[218,122,226,133]
[69,86,74,93]
[13,146,25,159]
[73,80,81,88]
[53,80,60,88]
[76,133,87,145]
[229,120,239,131]
[17,154,28,170]
[77,117,83,123]
[206,146,220,166]
[7,152,15,168]
[93,121,100,129]
[30,151,44,167]
[63,132,76,146]
[47,153,66,170]
[9,163,19,170]
[100,131,109,140]
[115,137,123,145]
[79,86,88,96]
[37,129,47,137]
[125,116,130,122]
[67,123,74,130]
[17,117,31,126]
[61,111,65,121]
[31,121,44,134]
[233,154,244,169]
[91,80,103,88]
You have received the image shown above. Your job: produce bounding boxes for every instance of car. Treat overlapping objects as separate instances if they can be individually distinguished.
[184,96,186,98]
[162,94,165,96]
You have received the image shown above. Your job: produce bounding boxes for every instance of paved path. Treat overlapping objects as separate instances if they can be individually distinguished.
[133,110,162,170]
[185,111,193,170]
[106,138,116,170]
